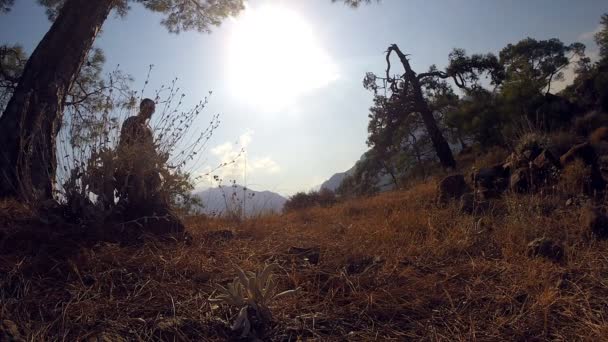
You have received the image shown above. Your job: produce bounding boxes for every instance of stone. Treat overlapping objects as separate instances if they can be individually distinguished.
[437,174,470,204]
[288,246,320,265]
[510,168,530,193]
[527,238,564,263]
[472,164,510,191]
[582,206,608,239]
[533,150,561,170]
[531,150,562,187]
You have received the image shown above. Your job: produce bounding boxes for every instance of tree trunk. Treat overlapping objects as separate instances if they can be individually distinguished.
[414,92,456,169]
[0,0,115,201]
[388,44,456,169]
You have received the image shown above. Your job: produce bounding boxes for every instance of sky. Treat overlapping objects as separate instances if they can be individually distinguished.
[1,0,607,196]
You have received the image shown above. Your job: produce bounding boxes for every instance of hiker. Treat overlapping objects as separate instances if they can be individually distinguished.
[115,99,184,235]
[116,98,162,206]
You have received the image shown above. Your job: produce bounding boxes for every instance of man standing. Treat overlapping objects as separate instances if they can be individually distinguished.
[116,98,161,206]
[115,98,184,235]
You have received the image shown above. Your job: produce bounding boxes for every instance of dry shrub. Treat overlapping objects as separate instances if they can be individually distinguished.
[284,188,337,213]
[574,111,608,137]
[4,162,608,340]
[590,126,608,145]
[559,159,591,195]
[472,145,509,169]
[515,132,548,155]
[547,130,581,157]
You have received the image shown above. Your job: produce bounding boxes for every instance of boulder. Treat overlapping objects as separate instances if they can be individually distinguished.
[532,150,561,186]
[510,168,530,193]
[527,238,565,263]
[533,150,561,170]
[472,164,510,191]
[582,207,608,239]
[437,174,470,204]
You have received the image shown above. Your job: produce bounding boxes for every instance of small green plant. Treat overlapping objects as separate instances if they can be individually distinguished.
[209,264,298,339]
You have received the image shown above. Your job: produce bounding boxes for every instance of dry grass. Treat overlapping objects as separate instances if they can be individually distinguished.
[2,178,608,341]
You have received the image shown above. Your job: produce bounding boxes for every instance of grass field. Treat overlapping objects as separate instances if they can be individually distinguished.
[1,177,608,341]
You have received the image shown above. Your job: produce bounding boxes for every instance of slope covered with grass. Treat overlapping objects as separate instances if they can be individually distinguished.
[2,176,608,340]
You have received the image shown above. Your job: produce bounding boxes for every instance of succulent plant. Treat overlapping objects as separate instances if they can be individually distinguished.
[209,263,298,338]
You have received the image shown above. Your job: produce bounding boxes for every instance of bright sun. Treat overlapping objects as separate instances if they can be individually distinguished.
[226,5,338,111]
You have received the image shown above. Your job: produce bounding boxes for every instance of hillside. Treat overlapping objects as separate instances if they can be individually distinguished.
[2,167,608,340]
[195,185,287,217]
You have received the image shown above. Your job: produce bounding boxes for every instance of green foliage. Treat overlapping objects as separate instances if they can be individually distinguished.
[0,0,14,13]
[284,188,337,212]
[499,37,585,95]
[445,48,505,88]
[335,150,392,197]
[0,45,26,110]
[445,88,505,146]
[596,14,608,62]
[136,0,244,34]
[36,0,245,33]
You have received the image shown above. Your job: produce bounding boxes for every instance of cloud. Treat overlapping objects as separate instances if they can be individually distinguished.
[202,130,281,185]
[250,157,281,174]
[579,25,601,41]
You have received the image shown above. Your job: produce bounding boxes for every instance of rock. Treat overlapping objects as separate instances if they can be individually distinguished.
[437,174,470,204]
[472,164,510,191]
[522,148,541,161]
[0,320,24,342]
[288,246,320,265]
[203,229,235,241]
[532,150,561,186]
[582,207,608,239]
[346,255,384,275]
[560,142,598,167]
[527,238,564,263]
[459,193,489,215]
[533,150,561,170]
[510,168,530,193]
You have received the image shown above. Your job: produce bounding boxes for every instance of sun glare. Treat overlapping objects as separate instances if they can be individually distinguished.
[226,5,339,111]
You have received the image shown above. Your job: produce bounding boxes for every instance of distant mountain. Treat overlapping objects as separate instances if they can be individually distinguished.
[194,185,287,217]
[320,153,396,193]
[320,165,356,192]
